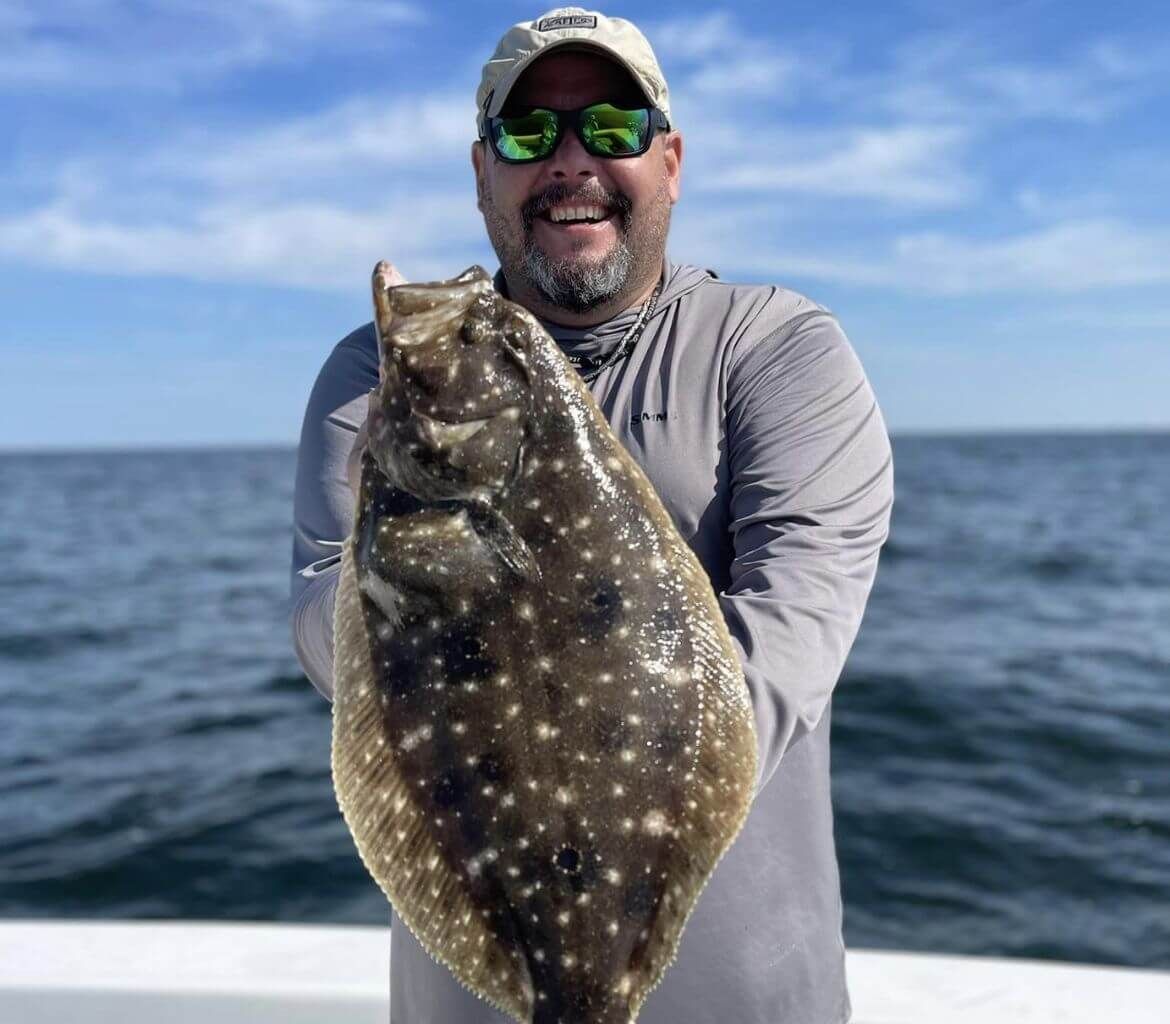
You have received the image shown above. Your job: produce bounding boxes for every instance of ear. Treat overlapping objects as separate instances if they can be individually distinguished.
[662,131,683,205]
[471,139,487,212]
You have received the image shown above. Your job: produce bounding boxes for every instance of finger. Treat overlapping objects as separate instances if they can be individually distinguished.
[372,260,409,341]
[346,392,374,497]
[378,261,408,287]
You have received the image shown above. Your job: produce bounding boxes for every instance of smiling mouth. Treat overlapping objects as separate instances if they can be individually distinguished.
[535,200,620,229]
[543,202,612,224]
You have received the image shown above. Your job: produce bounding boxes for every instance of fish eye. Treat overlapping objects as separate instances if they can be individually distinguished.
[554,846,581,873]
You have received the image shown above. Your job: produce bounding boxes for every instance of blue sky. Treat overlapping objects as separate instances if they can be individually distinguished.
[3,0,1169,448]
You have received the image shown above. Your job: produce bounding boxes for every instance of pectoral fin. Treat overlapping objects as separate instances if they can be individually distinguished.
[465,503,541,583]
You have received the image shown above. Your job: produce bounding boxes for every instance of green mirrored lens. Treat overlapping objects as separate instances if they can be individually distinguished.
[493,109,558,160]
[581,104,650,156]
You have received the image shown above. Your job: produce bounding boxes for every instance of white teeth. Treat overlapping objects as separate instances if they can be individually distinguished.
[549,204,608,223]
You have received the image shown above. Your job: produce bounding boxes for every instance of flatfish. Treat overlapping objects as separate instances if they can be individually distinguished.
[331,263,757,1023]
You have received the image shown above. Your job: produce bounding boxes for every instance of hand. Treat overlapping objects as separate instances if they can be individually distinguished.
[346,397,373,501]
[348,261,408,500]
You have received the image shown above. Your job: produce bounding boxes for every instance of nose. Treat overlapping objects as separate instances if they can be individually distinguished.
[545,123,599,180]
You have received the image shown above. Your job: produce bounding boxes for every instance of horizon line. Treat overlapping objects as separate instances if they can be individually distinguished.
[2,423,1169,456]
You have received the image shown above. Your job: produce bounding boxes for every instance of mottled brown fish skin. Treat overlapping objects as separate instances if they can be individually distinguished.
[331,264,757,1024]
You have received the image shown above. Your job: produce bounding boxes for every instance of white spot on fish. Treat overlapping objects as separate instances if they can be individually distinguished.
[400,723,433,751]
[358,573,403,627]
[643,809,670,836]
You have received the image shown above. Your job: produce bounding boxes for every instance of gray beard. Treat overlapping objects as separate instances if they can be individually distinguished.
[521,241,634,314]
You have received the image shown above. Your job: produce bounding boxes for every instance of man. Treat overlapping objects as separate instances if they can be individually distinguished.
[290,7,894,1023]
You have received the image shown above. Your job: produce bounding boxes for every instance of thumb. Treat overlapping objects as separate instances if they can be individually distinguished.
[346,390,374,498]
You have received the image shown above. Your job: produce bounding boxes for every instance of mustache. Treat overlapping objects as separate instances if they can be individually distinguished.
[520,184,633,232]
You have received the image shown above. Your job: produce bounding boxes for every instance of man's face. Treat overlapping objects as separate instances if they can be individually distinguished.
[471,49,682,317]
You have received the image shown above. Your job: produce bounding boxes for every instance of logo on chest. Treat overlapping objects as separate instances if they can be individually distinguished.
[629,410,673,426]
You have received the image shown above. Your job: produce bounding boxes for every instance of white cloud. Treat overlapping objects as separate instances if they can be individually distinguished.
[150,93,476,188]
[0,0,423,90]
[647,10,842,107]
[0,68,489,289]
[985,305,1170,336]
[891,218,1170,292]
[694,124,975,207]
[687,54,801,97]
[968,63,1129,123]
[877,28,1167,124]
[700,217,1170,295]
[1013,187,1122,220]
[645,12,744,62]
[3,6,1167,304]
[0,195,486,289]
[645,13,973,208]
[652,12,1166,130]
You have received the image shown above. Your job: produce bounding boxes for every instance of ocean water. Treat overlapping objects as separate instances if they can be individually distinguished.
[0,433,1166,968]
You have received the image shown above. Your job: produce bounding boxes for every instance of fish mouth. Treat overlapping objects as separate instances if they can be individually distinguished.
[410,406,520,447]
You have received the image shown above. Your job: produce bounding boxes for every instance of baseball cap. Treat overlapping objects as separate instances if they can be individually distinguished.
[475,7,672,133]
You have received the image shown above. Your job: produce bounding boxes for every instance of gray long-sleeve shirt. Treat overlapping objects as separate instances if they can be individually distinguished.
[289,256,894,1024]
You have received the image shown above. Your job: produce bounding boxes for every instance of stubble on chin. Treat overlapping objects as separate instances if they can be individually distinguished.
[480,177,671,317]
[522,238,633,315]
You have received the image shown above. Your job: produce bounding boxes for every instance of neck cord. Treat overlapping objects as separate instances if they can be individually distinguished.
[562,282,662,384]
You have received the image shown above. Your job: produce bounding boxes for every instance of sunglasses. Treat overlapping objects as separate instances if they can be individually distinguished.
[482,102,670,164]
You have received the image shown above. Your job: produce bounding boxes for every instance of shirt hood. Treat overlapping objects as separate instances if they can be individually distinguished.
[491,256,715,363]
